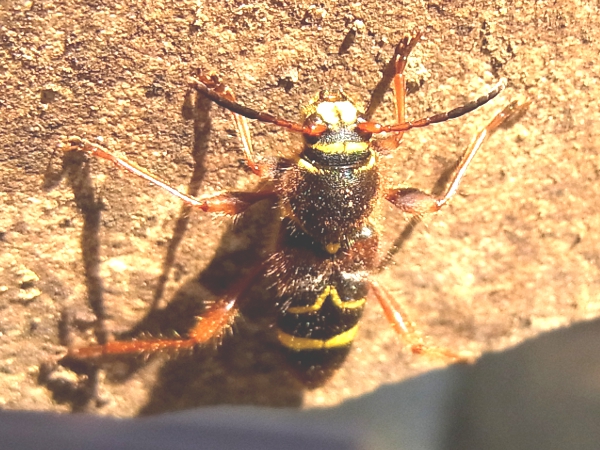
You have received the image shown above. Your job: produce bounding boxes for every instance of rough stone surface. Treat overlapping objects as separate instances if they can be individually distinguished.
[1,0,598,415]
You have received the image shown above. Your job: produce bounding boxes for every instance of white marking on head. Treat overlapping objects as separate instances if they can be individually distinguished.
[316,101,358,126]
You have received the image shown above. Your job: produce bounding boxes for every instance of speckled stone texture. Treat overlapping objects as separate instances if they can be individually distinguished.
[0,0,598,415]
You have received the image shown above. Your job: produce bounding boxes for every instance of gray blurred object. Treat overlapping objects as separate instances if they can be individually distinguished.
[448,317,600,450]
[2,318,600,450]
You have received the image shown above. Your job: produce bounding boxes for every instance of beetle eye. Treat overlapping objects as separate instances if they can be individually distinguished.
[355,116,373,139]
[302,114,327,138]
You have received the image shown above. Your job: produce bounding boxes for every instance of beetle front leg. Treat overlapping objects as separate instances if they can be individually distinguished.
[60,136,276,214]
[367,32,422,154]
[189,73,268,176]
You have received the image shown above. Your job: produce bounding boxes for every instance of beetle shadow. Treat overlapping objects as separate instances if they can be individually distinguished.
[40,148,113,412]
[139,201,304,414]
[42,91,305,413]
[132,91,305,412]
[146,90,212,311]
[89,195,304,413]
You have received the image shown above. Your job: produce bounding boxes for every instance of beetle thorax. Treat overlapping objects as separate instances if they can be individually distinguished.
[300,90,372,168]
[279,89,379,253]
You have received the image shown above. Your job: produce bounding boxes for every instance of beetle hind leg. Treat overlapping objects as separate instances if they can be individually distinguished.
[62,261,267,361]
[65,299,238,359]
[369,280,476,364]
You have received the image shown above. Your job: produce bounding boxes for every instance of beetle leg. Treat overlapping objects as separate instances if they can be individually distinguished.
[385,100,529,214]
[368,31,423,152]
[369,280,475,363]
[60,136,276,214]
[189,73,268,176]
[65,261,266,359]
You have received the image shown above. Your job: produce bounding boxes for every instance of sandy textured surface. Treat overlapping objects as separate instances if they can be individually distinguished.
[1,0,599,415]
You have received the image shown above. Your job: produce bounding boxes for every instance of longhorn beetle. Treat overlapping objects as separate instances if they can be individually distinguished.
[60,31,527,385]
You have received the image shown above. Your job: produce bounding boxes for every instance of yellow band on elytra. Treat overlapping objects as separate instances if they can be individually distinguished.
[277,324,359,350]
[287,285,365,314]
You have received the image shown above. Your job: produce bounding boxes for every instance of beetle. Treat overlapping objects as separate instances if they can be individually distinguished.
[59,31,526,385]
